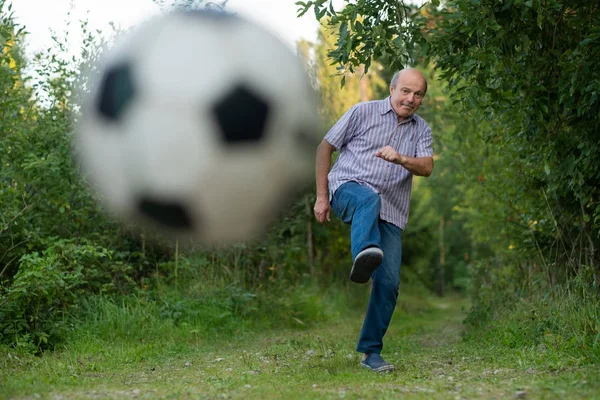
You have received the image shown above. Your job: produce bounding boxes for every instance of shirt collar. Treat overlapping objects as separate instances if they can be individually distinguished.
[381,97,416,123]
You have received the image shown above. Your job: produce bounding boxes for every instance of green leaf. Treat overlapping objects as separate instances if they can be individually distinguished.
[339,22,348,40]
[356,21,363,34]
[345,37,353,54]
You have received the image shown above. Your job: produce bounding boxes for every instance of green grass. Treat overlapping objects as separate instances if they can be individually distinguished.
[1,288,599,399]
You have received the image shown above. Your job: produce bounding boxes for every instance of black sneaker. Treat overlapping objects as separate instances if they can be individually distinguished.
[350,247,383,283]
[360,353,395,372]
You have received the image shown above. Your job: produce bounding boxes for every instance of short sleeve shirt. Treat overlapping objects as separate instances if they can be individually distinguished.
[324,97,433,229]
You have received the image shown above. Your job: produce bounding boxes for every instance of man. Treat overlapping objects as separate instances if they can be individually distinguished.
[313,68,434,372]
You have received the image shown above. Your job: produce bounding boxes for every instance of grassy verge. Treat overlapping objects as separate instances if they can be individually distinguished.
[1,285,599,399]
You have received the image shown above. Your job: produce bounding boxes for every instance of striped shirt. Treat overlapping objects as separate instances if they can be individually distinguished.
[324,97,433,229]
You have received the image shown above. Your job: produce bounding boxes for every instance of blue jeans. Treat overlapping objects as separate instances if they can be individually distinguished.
[331,181,402,354]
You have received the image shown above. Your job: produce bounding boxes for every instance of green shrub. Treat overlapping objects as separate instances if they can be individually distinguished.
[0,240,110,348]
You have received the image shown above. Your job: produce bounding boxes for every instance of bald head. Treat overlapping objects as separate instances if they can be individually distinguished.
[390,69,427,94]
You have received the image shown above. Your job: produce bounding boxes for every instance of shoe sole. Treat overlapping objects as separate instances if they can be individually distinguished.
[360,362,395,372]
[350,249,383,284]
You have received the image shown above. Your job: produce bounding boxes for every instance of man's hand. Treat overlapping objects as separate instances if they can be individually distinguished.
[375,145,406,165]
[376,145,434,176]
[313,197,331,224]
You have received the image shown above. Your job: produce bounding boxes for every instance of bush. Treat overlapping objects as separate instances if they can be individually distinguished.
[0,239,113,348]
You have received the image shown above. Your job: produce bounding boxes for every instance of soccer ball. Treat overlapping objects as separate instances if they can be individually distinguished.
[75,10,318,245]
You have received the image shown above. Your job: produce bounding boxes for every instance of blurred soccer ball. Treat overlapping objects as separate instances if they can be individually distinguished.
[75,10,318,245]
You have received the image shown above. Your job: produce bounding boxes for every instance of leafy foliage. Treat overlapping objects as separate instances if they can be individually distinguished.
[299,0,600,351]
[0,239,111,349]
[0,0,359,352]
[296,0,422,76]
[0,2,175,351]
[300,0,600,267]
[3,0,597,358]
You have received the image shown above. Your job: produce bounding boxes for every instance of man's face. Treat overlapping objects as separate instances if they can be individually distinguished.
[389,72,426,120]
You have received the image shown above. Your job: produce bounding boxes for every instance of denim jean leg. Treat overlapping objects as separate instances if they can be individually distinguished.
[331,182,382,259]
[356,221,402,354]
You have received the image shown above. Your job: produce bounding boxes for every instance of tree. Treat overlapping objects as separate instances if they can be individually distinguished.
[298,0,600,286]
[297,0,422,75]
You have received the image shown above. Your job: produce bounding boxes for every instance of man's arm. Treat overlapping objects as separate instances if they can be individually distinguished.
[314,139,336,224]
[375,145,433,177]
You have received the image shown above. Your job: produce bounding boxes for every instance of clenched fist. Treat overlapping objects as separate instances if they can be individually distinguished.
[375,145,407,165]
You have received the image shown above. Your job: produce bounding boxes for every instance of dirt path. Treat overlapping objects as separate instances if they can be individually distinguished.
[3,295,599,399]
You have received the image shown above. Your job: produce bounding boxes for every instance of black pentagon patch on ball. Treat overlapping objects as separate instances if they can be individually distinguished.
[97,63,136,122]
[138,197,193,230]
[213,85,270,143]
